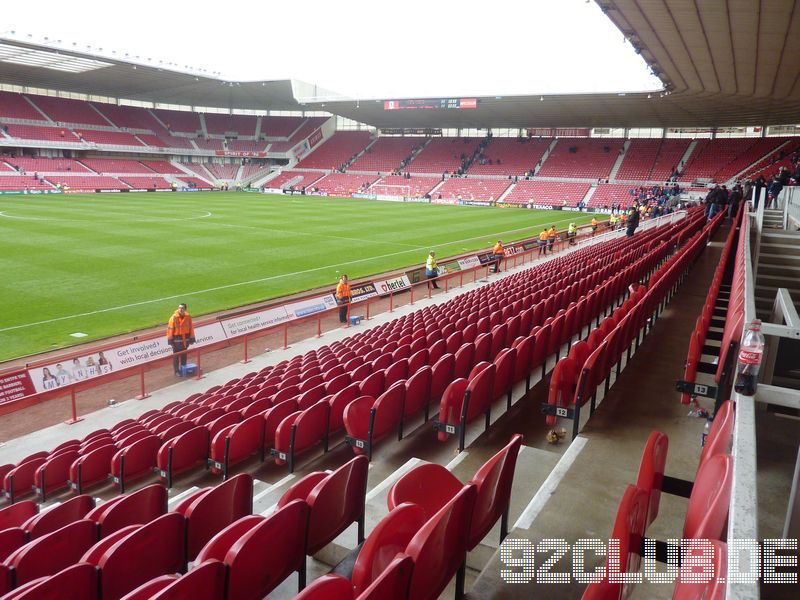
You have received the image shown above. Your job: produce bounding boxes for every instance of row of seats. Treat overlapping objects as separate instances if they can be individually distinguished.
[678,207,740,407]
[1,214,691,506]
[545,210,714,438]
[581,400,734,599]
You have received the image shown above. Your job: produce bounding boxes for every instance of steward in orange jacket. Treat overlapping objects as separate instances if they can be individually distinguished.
[167,303,195,375]
[491,240,505,273]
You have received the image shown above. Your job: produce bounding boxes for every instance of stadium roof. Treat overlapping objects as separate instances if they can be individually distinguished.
[2,1,799,128]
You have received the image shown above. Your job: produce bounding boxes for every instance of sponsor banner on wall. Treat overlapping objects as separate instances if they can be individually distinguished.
[0,189,63,195]
[307,129,324,149]
[477,252,496,265]
[27,322,227,394]
[530,204,554,210]
[220,306,290,337]
[0,370,36,405]
[430,197,458,205]
[214,150,266,158]
[374,275,411,296]
[285,294,338,318]
[457,255,482,271]
[350,283,379,303]
[460,200,493,207]
[292,140,311,161]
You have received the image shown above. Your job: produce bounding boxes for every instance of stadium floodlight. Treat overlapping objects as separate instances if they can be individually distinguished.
[0,43,112,73]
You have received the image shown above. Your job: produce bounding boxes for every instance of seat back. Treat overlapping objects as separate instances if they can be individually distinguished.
[111,435,161,489]
[4,459,46,503]
[179,473,253,560]
[436,379,469,442]
[352,503,427,595]
[6,519,98,586]
[698,401,734,472]
[371,381,406,442]
[329,383,361,434]
[464,362,495,424]
[671,540,727,600]
[403,365,432,418]
[0,502,37,530]
[359,370,385,399]
[634,431,669,528]
[430,353,455,406]
[226,500,309,600]
[97,513,186,600]
[3,563,99,600]
[157,426,209,485]
[306,455,369,554]
[405,484,477,600]
[492,347,516,402]
[453,343,475,379]
[608,485,649,597]
[0,528,27,563]
[467,434,523,549]
[92,483,168,536]
[22,494,94,539]
[683,454,733,540]
[70,443,116,493]
[34,449,79,501]
[146,559,227,600]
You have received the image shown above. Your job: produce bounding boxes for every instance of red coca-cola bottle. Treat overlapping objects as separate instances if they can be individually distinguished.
[734,320,765,396]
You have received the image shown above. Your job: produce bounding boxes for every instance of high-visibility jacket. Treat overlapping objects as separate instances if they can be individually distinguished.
[492,242,505,257]
[591,218,598,228]
[426,254,438,271]
[548,227,556,239]
[167,311,194,344]
[539,230,549,242]
[336,281,351,303]
[568,224,577,235]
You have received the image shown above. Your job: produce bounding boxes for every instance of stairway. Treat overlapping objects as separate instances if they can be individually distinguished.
[607,140,630,181]
[755,230,800,319]
[762,208,785,229]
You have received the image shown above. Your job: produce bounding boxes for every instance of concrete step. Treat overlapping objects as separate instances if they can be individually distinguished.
[759,252,800,267]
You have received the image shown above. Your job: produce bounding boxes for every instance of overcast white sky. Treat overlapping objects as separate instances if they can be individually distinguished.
[3,0,662,100]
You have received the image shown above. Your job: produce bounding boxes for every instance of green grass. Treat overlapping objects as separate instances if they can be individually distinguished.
[0,192,594,361]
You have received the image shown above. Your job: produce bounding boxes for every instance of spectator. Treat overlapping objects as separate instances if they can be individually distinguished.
[167,303,195,376]
[567,222,577,245]
[425,251,440,289]
[538,228,549,255]
[547,225,557,251]
[626,205,640,237]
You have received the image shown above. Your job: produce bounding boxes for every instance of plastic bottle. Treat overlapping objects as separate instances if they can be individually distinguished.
[733,319,765,396]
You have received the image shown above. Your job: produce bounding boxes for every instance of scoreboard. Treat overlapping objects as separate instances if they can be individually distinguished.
[383,98,478,111]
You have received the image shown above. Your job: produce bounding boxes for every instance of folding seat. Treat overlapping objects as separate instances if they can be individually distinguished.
[489,324,507,361]
[427,338,446,365]
[634,431,669,528]
[33,448,78,501]
[547,313,566,360]
[344,382,406,460]
[384,358,408,388]
[113,423,145,441]
[50,439,80,454]
[329,383,362,434]
[262,399,299,450]
[90,513,186,600]
[151,417,184,438]
[69,442,116,494]
[294,555,413,600]
[85,483,167,537]
[4,519,98,586]
[193,407,226,427]
[375,486,477,600]
[511,334,534,392]
[505,314,521,347]
[162,401,183,414]
[173,474,253,560]
[2,562,99,600]
[21,494,94,539]
[173,403,202,419]
[194,500,309,598]
[435,363,496,451]
[382,341,399,355]
[159,420,195,443]
[116,429,153,449]
[272,401,331,472]
[429,353,455,410]
[453,343,475,379]
[407,348,429,375]
[531,301,544,330]
[403,365,432,423]
[0,502,37,531]
[110,434,161,493]
[671,540,727,600]
[492,347,517,409]
[119,559,226,600]
[445,331,463,355]
[209,415,264,479]
[682,454,732,540]
[111,419,138,434]
[359,369,385,399]
[388,434,523,550]
[323,364,345,382]
[81,429,110,444]
[3,458,45,503]
[0,528,27,563]
[277,456,368,563]
[206,411,242,439]
[143,413,173,430]
[299,374,325,394]
[391,344,412,363]
[278,375,301,392]
[350,362,372,383]
[343,357,363,373]
[473,332,491,365]
[363,348,382,364]
[531,324,550,380]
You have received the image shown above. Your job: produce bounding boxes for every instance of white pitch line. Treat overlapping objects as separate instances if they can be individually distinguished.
[513,436,588,530]
[0,214,584,333]
[0,210,213,223]
[211,221,420,249]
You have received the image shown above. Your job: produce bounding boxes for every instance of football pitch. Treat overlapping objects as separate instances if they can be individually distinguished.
[0,192,595,362]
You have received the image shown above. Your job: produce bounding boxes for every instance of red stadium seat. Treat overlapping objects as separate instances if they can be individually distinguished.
[195,500,309,597]
[5,519,98,586]
[93,513,186,600]
[272,401,330,472]
[0,502,38,530]
[634,431,669,528]
[33,449,79,502]
[111,434,161,492]
[671,540,727,600]
[683,454,732,540]
[209,414,264,479]
[21,494,94,539]
[2,563,99,600]
[85,483,167,536]
[436,362,495,451]
[157,426,209,488]
[0,528,27,562]
[174,473,253,560]
[344,382,406,460]
[295,555,413,600]
[277,455,368,557]
[124,559,226,600]
[3,458,46,504]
